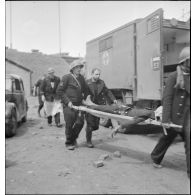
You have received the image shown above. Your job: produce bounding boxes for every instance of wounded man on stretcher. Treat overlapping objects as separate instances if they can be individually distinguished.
[72,96,182,137]
[72,96,165,136]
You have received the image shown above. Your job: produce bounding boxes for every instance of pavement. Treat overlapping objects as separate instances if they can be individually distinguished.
[5,96,190,194]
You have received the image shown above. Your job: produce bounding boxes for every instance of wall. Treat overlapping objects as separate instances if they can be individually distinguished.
[6,61,31,96]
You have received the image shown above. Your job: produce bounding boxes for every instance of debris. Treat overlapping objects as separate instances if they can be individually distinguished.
[98,154,110,161]
[93,160,104,168]
[27,170,34,174]
[58,169,71,177]
[32,132,38,135]
[113,151,121,158]
[39,126,44,129]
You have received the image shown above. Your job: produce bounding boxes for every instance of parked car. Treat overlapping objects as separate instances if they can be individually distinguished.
[5,74,28,137]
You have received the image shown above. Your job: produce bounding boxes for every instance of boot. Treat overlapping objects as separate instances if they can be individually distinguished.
[86,128,94,148]
[37,108,41,117]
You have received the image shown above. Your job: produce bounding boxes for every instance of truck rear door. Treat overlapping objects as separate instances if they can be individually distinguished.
[136,9,163,100]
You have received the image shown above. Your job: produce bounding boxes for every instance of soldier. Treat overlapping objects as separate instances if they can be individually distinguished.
[33,74,46,117]
[40,68,62,127]
[56,60,88,150]
[85,68,117,148]
[151,47,190,177]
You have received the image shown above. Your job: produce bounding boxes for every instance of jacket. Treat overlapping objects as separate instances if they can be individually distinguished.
[35,79,44,96]
[86,78,116,105]
[162,71,190,125]
[40,75,60,102]
[56,73,88,106]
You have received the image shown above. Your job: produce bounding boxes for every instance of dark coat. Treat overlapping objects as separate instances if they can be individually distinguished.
[35,79,43,96]
[40,75,60,102]
[162,71,190,125]
[86,78,116,105]
[56,73,88,106]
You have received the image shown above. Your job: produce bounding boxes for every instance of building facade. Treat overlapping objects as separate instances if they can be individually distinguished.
[6,58,33,96]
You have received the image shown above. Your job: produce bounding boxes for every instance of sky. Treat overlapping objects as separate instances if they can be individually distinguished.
[5,1,190,57]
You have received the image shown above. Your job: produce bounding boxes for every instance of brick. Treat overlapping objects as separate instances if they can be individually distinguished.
[113,151,121,158]
[98,154,110,161]
[93,160,104,168]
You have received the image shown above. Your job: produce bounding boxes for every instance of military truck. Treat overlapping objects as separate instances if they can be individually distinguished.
[86,8,190,109]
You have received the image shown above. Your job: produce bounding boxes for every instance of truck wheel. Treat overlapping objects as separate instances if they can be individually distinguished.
[6,111,17,137]
[99,118,112,128]
[183,109,190,178]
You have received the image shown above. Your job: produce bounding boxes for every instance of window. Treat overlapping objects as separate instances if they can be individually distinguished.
[99,36,113,52]
[147,14,160,34]
[20,80,24,91]
[14,79,21,91]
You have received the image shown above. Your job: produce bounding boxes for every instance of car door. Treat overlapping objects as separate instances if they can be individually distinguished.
[19,79,26,116]
[13,78,23,120]
[136,8,164,100]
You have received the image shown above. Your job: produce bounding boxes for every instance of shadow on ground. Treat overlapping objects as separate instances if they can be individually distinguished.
[83,136,187,172]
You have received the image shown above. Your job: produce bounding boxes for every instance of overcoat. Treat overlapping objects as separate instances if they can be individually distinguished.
[86,78,116,105]
[162,71,190,126]
[40,75,60,102]
[56,74,88,106]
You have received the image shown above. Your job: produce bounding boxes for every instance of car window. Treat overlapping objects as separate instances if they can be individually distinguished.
[6,78,12,91]
[14,79,21,91]
[20,80,24,91]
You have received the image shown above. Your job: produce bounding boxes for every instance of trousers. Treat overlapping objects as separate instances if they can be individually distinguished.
[63,106,84,145]
[151,128,184,164]
[47,112,60,124]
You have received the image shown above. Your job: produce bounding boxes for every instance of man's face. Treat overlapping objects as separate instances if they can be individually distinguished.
[92,70,101,81]
[72,65,82,75]
[48,72,55,79]
[180,59,190,74]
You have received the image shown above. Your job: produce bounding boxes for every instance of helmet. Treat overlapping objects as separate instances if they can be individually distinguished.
[179,47,190,64]
[69,59,84,72]
[48,67,55,74]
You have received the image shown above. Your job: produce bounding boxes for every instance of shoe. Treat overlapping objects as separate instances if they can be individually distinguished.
[66,145,75,150]
[48,123,52,127]
[56,123,62,128]
[74,140,78,148]
[86,141,94,148]
[38,111,41,117]
[152,162,162,168]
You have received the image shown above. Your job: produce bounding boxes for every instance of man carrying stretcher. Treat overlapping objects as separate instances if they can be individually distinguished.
[77,68,160,147]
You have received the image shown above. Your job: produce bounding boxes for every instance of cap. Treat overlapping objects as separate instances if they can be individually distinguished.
[48,67,55,74]
[69,59,84,71]
[179,47,190,64]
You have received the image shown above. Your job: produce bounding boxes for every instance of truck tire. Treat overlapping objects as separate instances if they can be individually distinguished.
[183,109,190,178]
[6,110,17,137]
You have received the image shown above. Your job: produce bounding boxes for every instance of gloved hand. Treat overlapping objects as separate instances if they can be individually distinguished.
[68,101,73,108]
[162,122,171,129]
[41,95,45,102]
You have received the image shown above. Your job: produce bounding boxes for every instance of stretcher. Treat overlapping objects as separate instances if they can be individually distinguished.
[72,105,183,137]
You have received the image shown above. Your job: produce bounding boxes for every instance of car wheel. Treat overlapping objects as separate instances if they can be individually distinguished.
[183,109,190,178]
[99,118,112,128]
[6,111,17,137]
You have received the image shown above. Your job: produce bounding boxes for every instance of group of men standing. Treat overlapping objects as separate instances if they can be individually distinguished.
[34,59,117,150]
